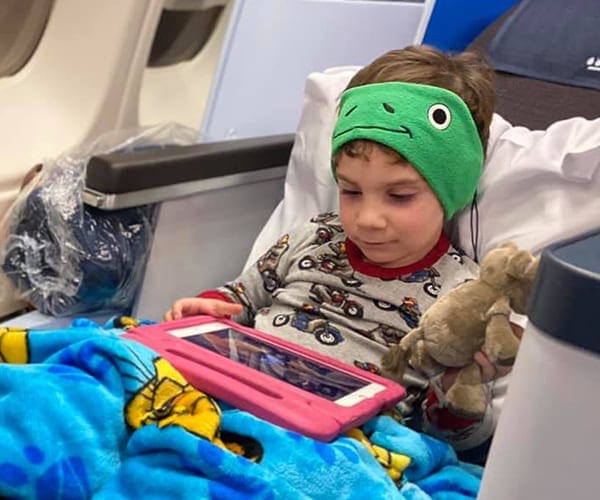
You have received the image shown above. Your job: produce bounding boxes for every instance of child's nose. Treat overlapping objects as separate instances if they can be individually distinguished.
[356,201,386,229]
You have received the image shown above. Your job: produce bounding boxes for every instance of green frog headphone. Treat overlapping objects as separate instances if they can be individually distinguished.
[332,82,484,219]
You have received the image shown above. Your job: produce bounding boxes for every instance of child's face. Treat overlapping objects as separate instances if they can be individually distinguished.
[337,146,444,268]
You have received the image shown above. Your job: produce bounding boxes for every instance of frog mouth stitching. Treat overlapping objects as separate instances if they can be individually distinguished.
[333,124,413,140]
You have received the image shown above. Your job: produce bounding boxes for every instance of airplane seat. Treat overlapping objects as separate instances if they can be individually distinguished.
[0,0,436,325]
[135,0,437,319]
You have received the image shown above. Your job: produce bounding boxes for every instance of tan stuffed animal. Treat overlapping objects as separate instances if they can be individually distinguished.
[381,242,539,419]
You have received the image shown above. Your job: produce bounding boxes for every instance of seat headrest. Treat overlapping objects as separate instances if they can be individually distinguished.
[469,0,600,130]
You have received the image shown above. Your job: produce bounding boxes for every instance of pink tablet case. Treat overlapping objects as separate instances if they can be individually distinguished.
[124,315,405,441]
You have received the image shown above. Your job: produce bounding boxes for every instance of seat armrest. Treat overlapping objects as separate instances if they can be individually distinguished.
[83,134,294,209]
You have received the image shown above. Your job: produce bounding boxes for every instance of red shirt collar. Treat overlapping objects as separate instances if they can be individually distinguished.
[345,232,450,279]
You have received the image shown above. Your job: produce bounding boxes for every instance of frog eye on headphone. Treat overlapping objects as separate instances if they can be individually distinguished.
[428,104,451,130]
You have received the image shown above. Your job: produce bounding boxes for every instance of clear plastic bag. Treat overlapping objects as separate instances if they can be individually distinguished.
[0,123,198,316]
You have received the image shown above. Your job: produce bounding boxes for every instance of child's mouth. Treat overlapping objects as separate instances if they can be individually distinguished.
[360,240,387,247]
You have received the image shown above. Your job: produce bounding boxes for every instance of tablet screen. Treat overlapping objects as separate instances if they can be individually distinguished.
[177,327,369,401]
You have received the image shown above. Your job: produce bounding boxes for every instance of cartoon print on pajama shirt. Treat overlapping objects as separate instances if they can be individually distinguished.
[210,215,478,401]
[298,241,363,288]
[310,212,344,245]
[257,234,290,292]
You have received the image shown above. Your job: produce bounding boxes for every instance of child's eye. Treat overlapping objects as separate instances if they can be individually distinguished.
[389,193,415,202]
[340,189,361,196]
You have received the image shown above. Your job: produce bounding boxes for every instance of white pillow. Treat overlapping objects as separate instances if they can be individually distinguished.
[455,114,600,259]
[246,67,600,267]
[245,66,360,267]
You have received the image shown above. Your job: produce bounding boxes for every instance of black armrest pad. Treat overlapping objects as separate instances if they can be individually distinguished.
[86,134,294,194]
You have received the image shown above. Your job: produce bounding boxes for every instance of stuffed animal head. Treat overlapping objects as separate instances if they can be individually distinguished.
[479,242,539,314]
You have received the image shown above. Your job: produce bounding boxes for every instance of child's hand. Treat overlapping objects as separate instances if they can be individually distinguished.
[163,298,243,321]
[440,322,524,389]
[475,322,524,383]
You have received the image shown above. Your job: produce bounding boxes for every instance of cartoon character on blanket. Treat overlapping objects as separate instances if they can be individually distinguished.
[0,318,481,499]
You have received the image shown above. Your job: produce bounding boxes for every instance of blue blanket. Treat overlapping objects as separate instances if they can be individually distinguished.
[0,319,482,499]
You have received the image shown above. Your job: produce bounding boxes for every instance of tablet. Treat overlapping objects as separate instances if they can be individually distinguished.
[124,315,405,441]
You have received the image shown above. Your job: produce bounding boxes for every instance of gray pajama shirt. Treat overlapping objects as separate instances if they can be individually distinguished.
[202,213,502,452]
[206,213,479,376]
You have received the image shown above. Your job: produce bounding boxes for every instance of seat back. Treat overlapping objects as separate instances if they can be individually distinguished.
[467,0,600,129]
[199,0,435,141]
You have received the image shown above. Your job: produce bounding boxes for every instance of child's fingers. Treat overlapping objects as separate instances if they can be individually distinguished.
[163,298,243,321]
[473,351,514,382]
[165,299,189,321]
[210,301,244,318]
[474,351,497,382]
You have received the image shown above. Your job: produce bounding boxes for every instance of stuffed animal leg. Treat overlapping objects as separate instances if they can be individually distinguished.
[381,327,422,382]
[444,362,487,419]
[483,297,521,365]
[382,326,445,382]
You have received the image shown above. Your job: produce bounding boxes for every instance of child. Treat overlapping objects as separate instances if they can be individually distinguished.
[165,45,499,462]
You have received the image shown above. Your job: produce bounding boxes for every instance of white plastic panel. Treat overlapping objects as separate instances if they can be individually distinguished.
[200,0,434,141]
[138,1,234,129]
[134,175,285,320]
[0,0,53,77]
[479,323,600,500]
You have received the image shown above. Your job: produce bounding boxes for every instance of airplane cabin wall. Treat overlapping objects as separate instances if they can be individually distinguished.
[0,0,435,320]
[0,0,233,318]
